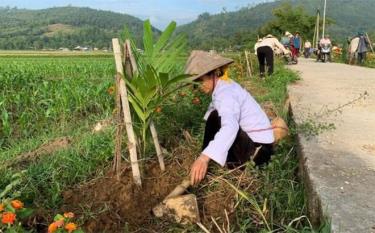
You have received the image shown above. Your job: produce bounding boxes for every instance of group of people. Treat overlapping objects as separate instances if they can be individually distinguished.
[280,31,302,58]
[348,32,371,64]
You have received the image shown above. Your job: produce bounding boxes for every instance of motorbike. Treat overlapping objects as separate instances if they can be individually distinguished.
[319,43,331,62]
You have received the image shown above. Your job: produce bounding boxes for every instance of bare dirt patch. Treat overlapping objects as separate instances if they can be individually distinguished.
[61,142,258,232]
[4,137,71,169]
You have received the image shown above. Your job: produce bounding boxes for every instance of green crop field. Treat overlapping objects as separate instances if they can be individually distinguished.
[0,56,114,148]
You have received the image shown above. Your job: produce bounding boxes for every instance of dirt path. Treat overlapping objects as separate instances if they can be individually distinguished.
[288,58,375,233]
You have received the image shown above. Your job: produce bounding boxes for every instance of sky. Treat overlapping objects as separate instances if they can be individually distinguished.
[0,0,274,29]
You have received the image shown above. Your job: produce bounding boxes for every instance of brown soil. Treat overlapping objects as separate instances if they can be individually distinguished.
[61,142,257,233]
[4,137,71,169]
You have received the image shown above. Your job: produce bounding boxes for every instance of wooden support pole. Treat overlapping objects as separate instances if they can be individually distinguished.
[125,40,138,76]
[112,38,142,186]
[113,74,124,180]
[365,33,374,53]
[244,50,252,78]
[124,40,165,172]
[150,121,165,171]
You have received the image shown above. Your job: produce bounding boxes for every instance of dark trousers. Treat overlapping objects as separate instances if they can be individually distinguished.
[257,46,274,76]
[358,52,367,64]
[202,110,273,167]
[304,48,311,58]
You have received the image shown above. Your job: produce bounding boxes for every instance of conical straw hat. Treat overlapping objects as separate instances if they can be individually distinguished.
[185,50,234,81]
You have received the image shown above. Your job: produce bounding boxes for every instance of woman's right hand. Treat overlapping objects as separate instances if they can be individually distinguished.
[190,154,210,185]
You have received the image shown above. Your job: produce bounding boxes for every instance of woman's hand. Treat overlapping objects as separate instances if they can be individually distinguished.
[190,154,210,185]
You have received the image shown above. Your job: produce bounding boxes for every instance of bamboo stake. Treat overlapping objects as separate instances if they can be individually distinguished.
[244,50,252,78]
[365,33,374,53]
[150,121,165,171]
[112,38,142,186]
[124,40,165,171]
[113,74,123,180]
[316,10,320,49]
[126,40,138,75]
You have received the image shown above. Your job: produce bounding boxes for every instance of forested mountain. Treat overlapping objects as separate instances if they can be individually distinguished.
[0,6,154,50]
[1,0,375,50]
[177,0,375,50]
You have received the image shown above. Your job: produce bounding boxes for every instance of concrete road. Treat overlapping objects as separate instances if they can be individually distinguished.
[288,58,375,233]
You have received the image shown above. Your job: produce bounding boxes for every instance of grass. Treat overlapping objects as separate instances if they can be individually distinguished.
[0,52,330,232]
[0,55,116,223]
[215,55,330,232]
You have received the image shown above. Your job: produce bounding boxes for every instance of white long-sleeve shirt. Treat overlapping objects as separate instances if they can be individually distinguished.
[255,37,289,55]
[304,41,312,48]
[349,37,359,53]
[202,79,274,166]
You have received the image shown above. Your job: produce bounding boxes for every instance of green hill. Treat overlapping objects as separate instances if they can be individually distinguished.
[2,1,375,51]
[177,0,375,50]
[0,6,153,50]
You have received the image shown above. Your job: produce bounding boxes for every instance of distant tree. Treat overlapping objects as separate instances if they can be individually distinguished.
[259,3,318,40]
[198,12,210,21]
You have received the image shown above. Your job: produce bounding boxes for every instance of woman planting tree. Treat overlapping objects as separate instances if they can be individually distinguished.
[185,51,275,185]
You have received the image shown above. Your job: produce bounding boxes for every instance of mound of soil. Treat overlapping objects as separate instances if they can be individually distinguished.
[61,142,257,232]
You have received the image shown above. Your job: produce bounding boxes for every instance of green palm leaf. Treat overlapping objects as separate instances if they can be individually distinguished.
[121,20,190,155]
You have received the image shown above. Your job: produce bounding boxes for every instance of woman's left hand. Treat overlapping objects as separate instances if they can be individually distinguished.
[190,154,210,185]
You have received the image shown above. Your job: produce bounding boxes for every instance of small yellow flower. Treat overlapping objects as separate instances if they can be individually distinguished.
[0,203,4,212]
[55,219,65,227]
[48,222,58,233]
[64,212,75,218]
[11,200,24,209]
[155,106,162,113]
[1,212,16,225]
[65,222,78,233]
[107,86,115,95]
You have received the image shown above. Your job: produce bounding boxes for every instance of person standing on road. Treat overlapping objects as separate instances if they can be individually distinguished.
[185,50,275,185]
[304,40,312,58]
[255,34,289,77]
[348,36,359,65]
[357,32,370,64]
[293,32,302,57]
[281,31,292,49]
